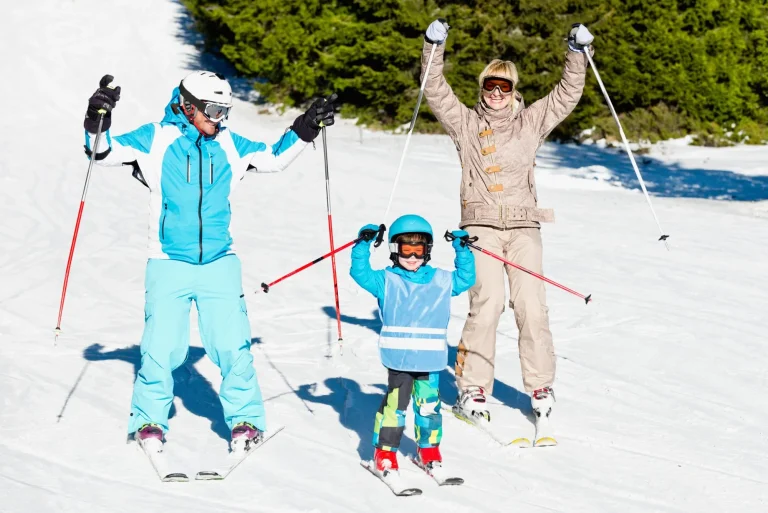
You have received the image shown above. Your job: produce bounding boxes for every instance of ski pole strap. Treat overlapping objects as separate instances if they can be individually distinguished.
[373,224,386,247]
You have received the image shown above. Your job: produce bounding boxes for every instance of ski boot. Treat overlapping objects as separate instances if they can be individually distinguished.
[136,423,164,441]
[454,386,491,422]
[416,445,442,471]
[531,386,557,447]
[135,423,164,452]
[374,447,399,475]
[231,422,262,453]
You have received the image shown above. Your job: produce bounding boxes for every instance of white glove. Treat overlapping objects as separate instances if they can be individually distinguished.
[568,24,594,53]
[425,19,449,45]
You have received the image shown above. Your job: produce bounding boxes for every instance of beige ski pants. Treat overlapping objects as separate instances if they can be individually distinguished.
[456,226,555,394]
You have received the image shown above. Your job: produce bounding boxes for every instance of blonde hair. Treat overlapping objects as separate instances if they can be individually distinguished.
[478,59,519,89]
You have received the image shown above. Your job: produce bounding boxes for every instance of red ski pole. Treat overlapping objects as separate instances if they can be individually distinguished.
[260,226,385,293]
[444,231,592,304]
[55,111,107,341]
[320,123,343,343]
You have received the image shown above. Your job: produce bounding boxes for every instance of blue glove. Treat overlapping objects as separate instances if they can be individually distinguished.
[451,230,471,250]
[358,224,380,243]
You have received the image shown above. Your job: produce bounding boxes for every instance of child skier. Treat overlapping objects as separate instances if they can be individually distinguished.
[80,72,336,453]
[351,215,475,488]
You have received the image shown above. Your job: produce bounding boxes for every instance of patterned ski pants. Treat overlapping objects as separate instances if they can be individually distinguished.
[373,369,442,451]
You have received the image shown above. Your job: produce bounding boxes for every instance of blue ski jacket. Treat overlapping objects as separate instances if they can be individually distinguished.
[84,87,307,264]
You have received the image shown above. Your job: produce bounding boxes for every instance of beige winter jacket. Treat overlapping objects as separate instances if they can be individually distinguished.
[421,42,589,229]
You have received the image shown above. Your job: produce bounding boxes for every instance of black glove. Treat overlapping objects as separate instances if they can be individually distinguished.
[84,75,121,133]
[291,93,338,142]
[358,224,379,242]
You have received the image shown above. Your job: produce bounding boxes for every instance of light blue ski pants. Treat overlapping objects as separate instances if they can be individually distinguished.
[127,255,265,434]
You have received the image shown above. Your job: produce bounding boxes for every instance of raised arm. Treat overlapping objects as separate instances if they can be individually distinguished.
[243,129,307,173]
[350,225,386,301]
[525,24,594,138]
[449,230,476,296]
[246,94,338,173]
[421,20,470,141]
[82,74,149,168]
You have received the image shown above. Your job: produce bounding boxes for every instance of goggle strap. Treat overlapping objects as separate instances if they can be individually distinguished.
[178,82,231,121]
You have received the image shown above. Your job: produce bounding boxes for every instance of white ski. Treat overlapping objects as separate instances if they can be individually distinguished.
[447,404,533,448]
[533,412,558,447]
[195,425,284,480]
[360,460,422,496]
[409,457,463,486]
[137,438,189,482]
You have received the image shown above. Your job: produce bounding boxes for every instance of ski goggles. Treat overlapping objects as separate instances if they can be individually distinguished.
[389,241,428,259]
[179,83,232,122]
[199,102,231,122]
[482,77,515,95]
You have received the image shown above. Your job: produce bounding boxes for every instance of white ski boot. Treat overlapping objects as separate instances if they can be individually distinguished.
[531,387,557,447]
[453,386,491,422]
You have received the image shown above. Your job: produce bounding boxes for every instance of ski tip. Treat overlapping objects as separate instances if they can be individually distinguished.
[195,471,223,481]
[533,437,558,447]
[162,472,190,482]
[510,437,532,448]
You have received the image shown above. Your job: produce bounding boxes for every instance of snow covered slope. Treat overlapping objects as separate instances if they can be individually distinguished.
[0,1,766,512]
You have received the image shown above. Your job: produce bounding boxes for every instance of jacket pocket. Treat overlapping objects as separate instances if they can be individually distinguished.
[161,203,168,240]
[528,166,538,203]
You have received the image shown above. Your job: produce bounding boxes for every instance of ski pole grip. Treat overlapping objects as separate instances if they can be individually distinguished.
[443,230,476,247]
[373,224,386,248]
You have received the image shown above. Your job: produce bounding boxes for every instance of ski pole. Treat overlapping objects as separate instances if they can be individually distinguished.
[444,231,592,304]
[320,120,344,344]
[55,110,107,341]
[584,46,670,249]
[259,225,385,293]
[382,20,449,225]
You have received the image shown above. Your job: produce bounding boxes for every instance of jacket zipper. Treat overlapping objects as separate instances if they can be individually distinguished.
[196,134,203,263]
[209,157,213,184]
[186,155,190,183]
[161,203,167,240]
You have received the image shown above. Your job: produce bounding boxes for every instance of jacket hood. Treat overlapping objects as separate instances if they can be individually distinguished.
[161,86,225,142]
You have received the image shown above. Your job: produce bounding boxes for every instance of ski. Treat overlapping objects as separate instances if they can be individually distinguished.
[445,404,533,448]
[137,438,189,482]
[360,460,422,496]
[532,414,558,447]
[195,425,284,480]
[409,457,463,486]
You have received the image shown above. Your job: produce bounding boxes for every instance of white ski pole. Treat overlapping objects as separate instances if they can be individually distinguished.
[382,29,445,225]
[585,46,670,250]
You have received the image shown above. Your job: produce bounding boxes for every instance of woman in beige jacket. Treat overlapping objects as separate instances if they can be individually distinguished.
[421,20,594,444]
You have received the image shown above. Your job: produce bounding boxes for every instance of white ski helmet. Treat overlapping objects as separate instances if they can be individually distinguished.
[178,71,233,122]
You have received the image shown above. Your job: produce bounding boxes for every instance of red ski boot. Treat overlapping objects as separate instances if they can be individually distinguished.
[417,446,442,469]
[374,448,399,472]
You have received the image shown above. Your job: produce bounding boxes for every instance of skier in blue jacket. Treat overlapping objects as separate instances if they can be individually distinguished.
[351,215,475,476]
[82,72,337,450]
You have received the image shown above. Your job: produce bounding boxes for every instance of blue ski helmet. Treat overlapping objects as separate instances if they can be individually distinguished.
[388,214,434,265]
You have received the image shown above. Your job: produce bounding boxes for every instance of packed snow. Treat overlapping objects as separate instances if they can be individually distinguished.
[0,1,766,512]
